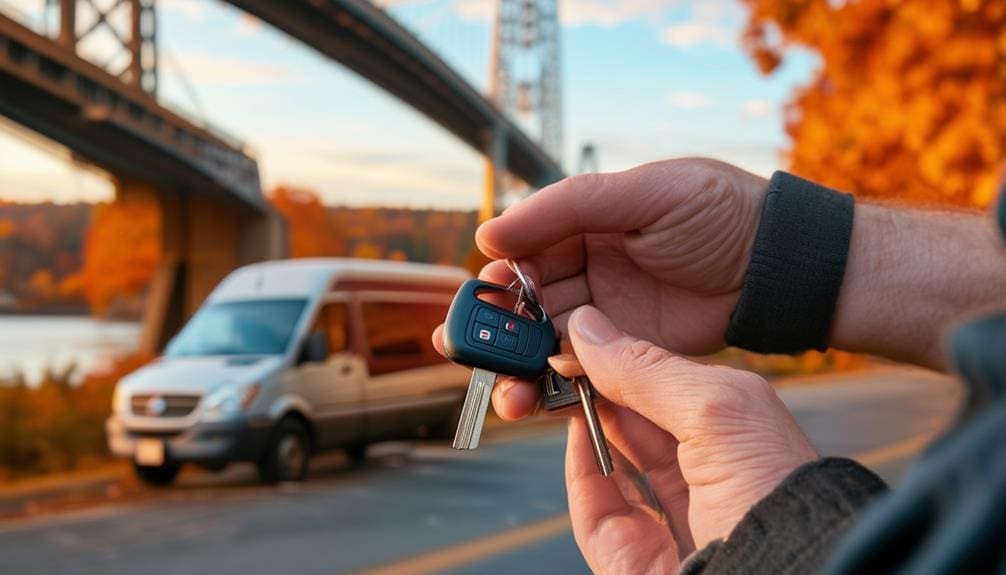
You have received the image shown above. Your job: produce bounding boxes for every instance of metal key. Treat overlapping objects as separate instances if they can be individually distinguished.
[443,260,615,476]
[443,274,556,449]
[545,357,614,476]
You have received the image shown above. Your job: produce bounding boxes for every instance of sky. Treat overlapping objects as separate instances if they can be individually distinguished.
[0,0,817,210]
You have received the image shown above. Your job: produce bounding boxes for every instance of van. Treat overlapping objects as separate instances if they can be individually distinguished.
[106,258,471,485]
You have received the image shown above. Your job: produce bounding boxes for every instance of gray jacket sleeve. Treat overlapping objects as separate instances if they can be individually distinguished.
[680,458,887,575]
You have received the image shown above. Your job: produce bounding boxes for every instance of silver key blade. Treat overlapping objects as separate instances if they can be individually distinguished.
[453,367,498,450]
[574,376,614,476]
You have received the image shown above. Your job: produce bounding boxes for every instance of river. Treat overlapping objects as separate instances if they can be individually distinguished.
[0,315,142,386]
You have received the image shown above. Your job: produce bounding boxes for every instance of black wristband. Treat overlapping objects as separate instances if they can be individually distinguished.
[725,171,854,353]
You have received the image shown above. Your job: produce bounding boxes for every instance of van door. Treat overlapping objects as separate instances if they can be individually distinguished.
[297,301,366,449]
[357,298,464,440]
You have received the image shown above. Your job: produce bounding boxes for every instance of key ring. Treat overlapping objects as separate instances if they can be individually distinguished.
[505,258,546,322]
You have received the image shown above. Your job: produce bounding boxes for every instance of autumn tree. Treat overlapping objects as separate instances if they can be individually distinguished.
[81,199,160,315]
[743,0,1006,207]
[268,186,346,257]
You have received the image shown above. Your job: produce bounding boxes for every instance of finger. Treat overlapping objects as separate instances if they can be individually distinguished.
[541,273,592,319]
[566,416,680,574]
[548,353,585,378]
[477,169,666,258]
[478,236,585,286]
[490,377,540,421]
[478,259,518,285]
[432,324,445,356]
[596,404,695,556]
[566,305,734,442]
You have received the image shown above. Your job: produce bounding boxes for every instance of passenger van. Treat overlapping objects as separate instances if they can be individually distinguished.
[106,259,471,485]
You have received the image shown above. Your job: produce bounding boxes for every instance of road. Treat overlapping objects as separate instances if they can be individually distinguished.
[0,368,961,575]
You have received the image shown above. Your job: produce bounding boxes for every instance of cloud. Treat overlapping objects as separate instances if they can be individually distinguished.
[234,14,264,38]
[449,0,677,27]
[169,52,298,85]
[560,0,673,27]
[661,21,732,48]
[452,0,494,22]
[254,135,483,210]
[741,99,775,118]
[160,0,207,23]
[666,90,714,109]
[660,0,745,49]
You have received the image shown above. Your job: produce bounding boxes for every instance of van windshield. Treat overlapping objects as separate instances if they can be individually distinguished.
[165,299,307,357]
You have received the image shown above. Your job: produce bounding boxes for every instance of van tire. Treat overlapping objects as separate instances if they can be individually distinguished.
[434,401,464,440]
[257,418,310,483]
[133,461,181,486]
[345,445,367,465]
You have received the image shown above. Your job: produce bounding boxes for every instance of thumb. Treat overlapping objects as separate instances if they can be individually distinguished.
[566,305,746,441]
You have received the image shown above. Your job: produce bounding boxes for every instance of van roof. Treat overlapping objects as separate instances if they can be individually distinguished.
[207,258,472,303]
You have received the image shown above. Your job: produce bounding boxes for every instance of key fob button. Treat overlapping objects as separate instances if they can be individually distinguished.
[515,322,529,355]
[475,307,498,326]
[523,325,542,357]
[502,318,518,333]
[473,322,497,345]
[496,332,519,352]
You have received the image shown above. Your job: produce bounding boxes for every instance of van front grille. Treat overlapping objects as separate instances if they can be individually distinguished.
[130,394,201,418]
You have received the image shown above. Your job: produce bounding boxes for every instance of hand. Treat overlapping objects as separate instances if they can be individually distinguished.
[432,158,767,418]
[560,306,816,573]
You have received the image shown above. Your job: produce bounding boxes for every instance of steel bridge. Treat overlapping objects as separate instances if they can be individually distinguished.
[0,0,564,350]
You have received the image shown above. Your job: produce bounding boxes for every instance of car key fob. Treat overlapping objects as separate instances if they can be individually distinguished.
[442,279,557,380]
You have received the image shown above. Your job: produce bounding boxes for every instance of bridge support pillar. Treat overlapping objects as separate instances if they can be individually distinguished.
[481,125,508,223]
[116,182,287,354]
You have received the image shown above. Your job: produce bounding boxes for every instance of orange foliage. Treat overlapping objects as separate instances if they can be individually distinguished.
[267,185,478,266]
[743,0,1006,207]
[27,269,55,300]
[0,354,151,477]
[82,200,160,315]
[269,185,346,257]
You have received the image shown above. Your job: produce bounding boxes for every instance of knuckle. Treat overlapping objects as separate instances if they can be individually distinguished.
[619,339,677,374]
[691,369,764,420]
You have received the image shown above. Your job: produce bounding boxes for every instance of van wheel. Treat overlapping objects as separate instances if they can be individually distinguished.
[133,461,181,486]
[198,461,228,474]
[257,419,310,483]
[434,401,464,440]
[345,445,367,465]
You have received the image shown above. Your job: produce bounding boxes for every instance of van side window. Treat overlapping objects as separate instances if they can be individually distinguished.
[313,302,349,353]
[361,301,448,375]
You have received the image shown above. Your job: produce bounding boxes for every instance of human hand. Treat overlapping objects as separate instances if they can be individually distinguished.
[431,158,767,418]
[559,306,816,573]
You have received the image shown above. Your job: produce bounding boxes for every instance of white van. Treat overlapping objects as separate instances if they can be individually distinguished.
[106,258,471,485]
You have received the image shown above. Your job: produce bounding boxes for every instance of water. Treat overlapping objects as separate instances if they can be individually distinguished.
[0,315,142,386]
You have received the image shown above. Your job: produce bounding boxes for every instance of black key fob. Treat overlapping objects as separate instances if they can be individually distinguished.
[442,279,557,380]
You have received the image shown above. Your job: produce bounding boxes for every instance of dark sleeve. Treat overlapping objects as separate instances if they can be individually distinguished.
[680,458,887,575]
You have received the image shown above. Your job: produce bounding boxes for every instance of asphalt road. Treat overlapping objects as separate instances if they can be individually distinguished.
[0,368,961,575]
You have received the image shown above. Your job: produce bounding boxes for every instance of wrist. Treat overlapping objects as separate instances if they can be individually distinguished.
[832,203,1006,370]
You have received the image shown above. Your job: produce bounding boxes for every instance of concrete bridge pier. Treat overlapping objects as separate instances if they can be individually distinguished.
[115,182,287,355]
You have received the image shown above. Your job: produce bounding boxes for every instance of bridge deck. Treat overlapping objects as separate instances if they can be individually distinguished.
[0,13,263,209]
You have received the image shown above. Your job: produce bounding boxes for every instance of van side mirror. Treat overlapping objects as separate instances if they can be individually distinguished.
[298,330,329,365]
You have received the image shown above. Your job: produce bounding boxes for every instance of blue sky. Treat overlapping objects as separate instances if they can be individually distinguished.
[0,0,817,209]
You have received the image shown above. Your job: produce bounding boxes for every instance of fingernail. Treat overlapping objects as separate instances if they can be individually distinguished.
[571,306,620,345]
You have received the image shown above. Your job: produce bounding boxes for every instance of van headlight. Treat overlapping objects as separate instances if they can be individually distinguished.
[112,385,128,414]
[202,383,260,420]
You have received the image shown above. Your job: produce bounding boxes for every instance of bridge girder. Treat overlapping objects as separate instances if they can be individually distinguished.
[222,0,565,191]
[0,11,263,209]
